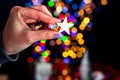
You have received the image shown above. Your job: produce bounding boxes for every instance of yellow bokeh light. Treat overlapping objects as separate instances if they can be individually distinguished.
[81,21,87,26]
[34,25,42,30]
[62,51,68,58]
[56,39,62,45]
[101,0,107,5]
[71,46,77,52]
[71,53,77,59]
[62,69,68,76]
[79,25,86,30]
[77,52,83,58]
[53,28,59,32]
[83,17,90,24]
[68,50,74,56]
[64,40,71,46]
[80,47,86,53]
[78,9,84,16]
[71,27,78,32]
[55,1,65,7]
[59,1,65,7]
[34,46,41,52]
[78,39,84,45]
[45,50,51,55]
[79,21,87,30]
[65,75,72,80]
[56,5,63,13]
[76,33,83,41]
[77,33,83,39]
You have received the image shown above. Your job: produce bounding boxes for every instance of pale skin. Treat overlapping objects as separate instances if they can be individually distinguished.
[2,5,62,55]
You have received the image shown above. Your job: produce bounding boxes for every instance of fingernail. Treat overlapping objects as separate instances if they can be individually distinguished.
[49,24,56,29]
[54,33,62,38]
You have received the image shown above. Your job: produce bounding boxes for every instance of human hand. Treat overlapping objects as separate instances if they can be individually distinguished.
[2,5,62,55]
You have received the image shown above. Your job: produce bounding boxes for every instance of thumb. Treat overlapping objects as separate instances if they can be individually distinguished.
[29,30,62,42]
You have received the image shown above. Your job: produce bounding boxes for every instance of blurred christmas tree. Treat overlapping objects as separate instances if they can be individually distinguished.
[25,0,108,80]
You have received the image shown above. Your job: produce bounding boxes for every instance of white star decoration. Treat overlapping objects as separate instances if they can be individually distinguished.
[57,17,74,35]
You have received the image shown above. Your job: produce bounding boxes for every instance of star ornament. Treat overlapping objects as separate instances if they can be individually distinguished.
[57,17,74,35]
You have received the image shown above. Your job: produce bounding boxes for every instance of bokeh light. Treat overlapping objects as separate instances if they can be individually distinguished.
[24,0,109,79]
[48,0,55,7]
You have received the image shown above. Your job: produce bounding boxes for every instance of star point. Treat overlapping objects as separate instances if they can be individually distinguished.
[57,17,74,35]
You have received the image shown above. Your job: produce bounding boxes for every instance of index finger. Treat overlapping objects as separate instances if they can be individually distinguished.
[23,7,61,24]
[29,5,53,17]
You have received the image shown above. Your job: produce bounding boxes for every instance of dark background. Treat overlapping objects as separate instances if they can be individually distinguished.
[0,0,120,80]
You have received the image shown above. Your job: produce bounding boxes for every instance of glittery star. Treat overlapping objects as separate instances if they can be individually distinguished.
[57,17,74,35]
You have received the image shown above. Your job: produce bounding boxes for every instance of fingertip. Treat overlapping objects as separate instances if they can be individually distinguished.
[56,19,62,23]
[48,24,57,29]
[50,18,62,24]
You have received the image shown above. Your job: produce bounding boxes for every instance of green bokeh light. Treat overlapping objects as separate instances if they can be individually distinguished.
[53,11,59,17]
[42,51,48,57]
[60,35,68,42]
[41,39,46,43]
[48,0,55,7]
